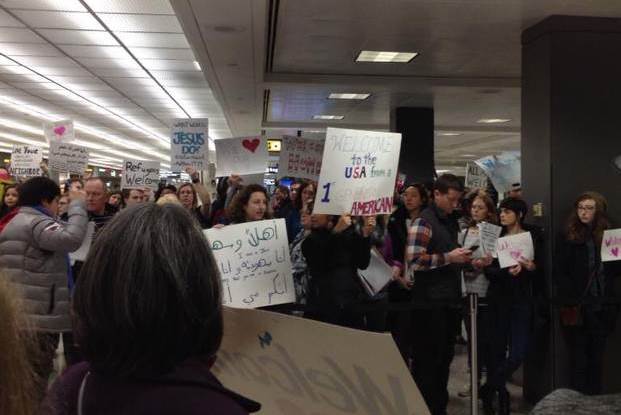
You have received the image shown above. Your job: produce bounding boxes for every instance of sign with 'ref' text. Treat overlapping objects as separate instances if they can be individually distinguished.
[213,307,430,415]
[170,118,208,172]
[10,145,43,177]
[277,136,324,181]
[313,128,401,216]
[204,219,294,308]
[121,160,160,190]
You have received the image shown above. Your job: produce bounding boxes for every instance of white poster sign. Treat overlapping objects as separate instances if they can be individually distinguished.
[204,219,294,308]
[474,151,521,194]
[313,128,402,216]
[478,222,503,255]
[215,136,269,177]
[10,145,43,177]
[170,118,209,172]
[465,162,488,189]
[602,229,621,262]
[44,119,74,143]
[121,160,160,190]
[48,141,89,174]
[213,307,430,415]
[496,231,534,268]
[69,221,95,265]
[277,136,324,181]
[358,248,393,297]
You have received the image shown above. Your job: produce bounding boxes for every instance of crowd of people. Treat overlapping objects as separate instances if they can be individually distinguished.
[0,168,618,415]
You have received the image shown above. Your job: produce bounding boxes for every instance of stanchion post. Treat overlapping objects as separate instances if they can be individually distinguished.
[469,293,479,415]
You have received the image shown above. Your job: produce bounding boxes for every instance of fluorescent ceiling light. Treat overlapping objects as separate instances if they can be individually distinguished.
[328,93,370,100]
[461,154,477,157]
[313,115,344,120]
[193,61,201,71]
[477,118,511,124]
[438,132,462,136]
[0,131,48,147]
[0,118,43,136]
[356,51,418,63]
[436,169,452,173]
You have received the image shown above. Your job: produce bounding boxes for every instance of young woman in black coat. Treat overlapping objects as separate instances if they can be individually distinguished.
[556,191,621,395]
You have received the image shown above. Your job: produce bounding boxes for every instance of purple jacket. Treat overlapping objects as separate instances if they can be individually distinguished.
[40,359,260,415]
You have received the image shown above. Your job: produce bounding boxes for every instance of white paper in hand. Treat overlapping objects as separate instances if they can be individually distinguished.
[496,232,534,269]
[69,222,95,265]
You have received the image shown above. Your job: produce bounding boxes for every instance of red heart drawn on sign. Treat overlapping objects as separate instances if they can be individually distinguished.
[510,250,523,260]
[53,125,66,136]
[612,247,620,257]
[242,138,260,153]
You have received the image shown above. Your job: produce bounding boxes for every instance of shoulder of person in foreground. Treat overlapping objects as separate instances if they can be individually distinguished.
[40,359,261,415]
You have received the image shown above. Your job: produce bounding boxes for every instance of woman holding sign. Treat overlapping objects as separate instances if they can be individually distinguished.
[226,184,271,224]
[557,192,621,395]
[485,198,543,414]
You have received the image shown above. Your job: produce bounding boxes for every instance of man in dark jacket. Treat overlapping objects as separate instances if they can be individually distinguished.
[406,174,472,415]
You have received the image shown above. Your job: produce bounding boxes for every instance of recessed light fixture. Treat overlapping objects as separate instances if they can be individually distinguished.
[438,132,462,136]
[461,154,477,157]
[477,118,511,124]
[355,50,418,63]
[313,115,344,120]
[328,93,371,100]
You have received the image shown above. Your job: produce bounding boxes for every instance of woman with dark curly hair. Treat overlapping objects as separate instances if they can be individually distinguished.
[225,184,271,225]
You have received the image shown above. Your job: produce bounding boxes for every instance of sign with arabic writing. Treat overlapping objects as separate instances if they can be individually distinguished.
[48,141,89,174]
[277,135,324,181]
[204,219,294,308]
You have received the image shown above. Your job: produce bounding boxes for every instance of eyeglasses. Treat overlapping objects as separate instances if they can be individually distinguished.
[577,205,596,212]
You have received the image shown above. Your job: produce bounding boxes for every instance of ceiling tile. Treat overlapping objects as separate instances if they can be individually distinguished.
[129,47,195,60]
[37,29,117,46]
[0,27,44,43]
[0,42,61,56]
[1,0,86,12]
[58,44,129,59]
[0,9,25,27]
[114,32,189,48]
[140,59,197,71]
[84,0,174,15]
[98,14,182,33]
[12,10,102,30]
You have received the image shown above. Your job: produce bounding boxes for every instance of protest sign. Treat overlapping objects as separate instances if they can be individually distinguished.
[170,118,208,171]
[48,141,89,174]
[213,307,430,415]
[277,135,324,181]
[239,173,266,186]
[496,232,534,268]
[465,162,488,189]
[215,136,269,177]
[313,128,401,216]
[69,221,95,265]
[44,119,74,143]
[10,145,43,177]
[358,248,393,297]
[602,229,621,262]
[474,151,520,194]
[204,219,294,308]
[121,160,160,190]
[478,221,503,255]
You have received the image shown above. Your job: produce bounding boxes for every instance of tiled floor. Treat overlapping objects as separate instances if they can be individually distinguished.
[448,343,533,414]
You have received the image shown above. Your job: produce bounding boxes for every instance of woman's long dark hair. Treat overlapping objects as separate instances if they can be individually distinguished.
[226,184,272,224]
[73,203,223,377]
[566,191,610,246]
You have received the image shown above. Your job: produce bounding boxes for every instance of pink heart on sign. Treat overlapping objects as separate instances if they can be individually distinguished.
[53,125,66,136]
[510,250,523,260]
[242,138,260,153]
[612,247,620,257]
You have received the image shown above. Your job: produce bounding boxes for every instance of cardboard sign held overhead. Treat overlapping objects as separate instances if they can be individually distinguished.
[474,151,521,194]
[213,307,430,415]
[121,160,160,190]
[10,145,43,177]
[215,136,269,177]
[277,135,325,181]
[602,229,621,262]
[204,219,294,308]
[44,120,74,143]
[48,142,89,174]
[465,162,489,189]
[170,118,209,172]
[313,128,402,216]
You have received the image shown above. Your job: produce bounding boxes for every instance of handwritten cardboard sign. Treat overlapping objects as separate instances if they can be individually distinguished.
[204,219,294,308]
[478,221,503,255]
[602,229,621,262]
[213,307,430,415]
[215,136,269,177]
[474,151,520,194]
[44,119,74,143]
[121,160,160,190]
[10,145,43,177]
[313,128,402,216]
[496,231,534,268]
[48,141,89,174]
[277,136,325,181]
[170,118,209,172]
[465,162,488,189]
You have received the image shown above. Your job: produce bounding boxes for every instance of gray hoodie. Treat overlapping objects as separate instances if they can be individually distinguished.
[0,200,88,332]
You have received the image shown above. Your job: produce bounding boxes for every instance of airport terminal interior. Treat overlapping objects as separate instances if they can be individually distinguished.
[1,1,621,414]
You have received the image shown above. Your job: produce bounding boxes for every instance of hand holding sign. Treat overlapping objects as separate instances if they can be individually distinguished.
[496,232,534,269]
